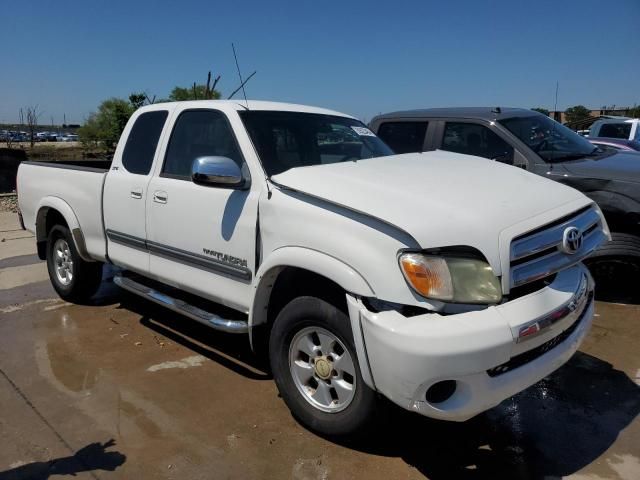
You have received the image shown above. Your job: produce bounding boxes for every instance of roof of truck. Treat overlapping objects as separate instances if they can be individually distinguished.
[371,107,539,122]
[140,100,355,119]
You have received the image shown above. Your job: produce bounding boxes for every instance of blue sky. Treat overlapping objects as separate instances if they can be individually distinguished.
[2,0,639,124]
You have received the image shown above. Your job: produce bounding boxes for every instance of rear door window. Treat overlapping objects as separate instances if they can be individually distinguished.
[441,122,513,162]
[376,121,428,154]
[121,111,168,175]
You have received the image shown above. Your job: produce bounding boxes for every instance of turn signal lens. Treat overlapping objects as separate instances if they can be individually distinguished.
[399,253,454,300]
[399,253,502,304]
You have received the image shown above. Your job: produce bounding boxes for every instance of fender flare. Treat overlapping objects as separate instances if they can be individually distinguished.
[248,247,377,390]
[35,196,93,262]
[249,246,374,332]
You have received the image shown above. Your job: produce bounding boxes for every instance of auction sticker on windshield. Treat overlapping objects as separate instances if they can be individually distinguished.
[351,126,376,136]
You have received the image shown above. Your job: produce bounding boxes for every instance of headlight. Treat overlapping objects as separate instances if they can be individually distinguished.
[399,253,502,304]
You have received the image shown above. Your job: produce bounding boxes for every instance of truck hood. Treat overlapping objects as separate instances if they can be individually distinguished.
[553,151,640,213]
[271,151,589,274]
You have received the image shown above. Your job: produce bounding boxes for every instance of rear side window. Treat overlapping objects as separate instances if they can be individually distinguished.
[163,110,244,179]
[598,123,632,139]
[441,122,513,162]
[377,121,428,154]
[121,111,168,175]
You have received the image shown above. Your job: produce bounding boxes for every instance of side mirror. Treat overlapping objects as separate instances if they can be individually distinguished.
[191,156,246,188]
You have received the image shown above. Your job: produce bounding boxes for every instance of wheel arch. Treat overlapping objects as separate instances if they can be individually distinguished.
[584,191,638,236]
[35,197,92,262]
[249,247,376,390]
[249,247,374,349]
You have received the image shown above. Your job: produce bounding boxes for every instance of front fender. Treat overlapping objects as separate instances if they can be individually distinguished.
[35,197,92,262]
[249,246,375,332]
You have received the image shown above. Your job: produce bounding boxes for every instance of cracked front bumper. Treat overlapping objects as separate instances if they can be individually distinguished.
[348,264,594,421]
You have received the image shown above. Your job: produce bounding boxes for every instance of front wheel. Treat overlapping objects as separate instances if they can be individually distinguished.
[269,296,378,436]
[585,232,640,302]
[46,225,103,302]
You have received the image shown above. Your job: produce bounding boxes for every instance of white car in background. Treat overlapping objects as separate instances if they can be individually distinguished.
[589,118,640,141]
[59,134,79,142]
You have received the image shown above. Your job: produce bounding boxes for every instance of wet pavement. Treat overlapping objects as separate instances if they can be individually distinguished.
[0,210,639,480]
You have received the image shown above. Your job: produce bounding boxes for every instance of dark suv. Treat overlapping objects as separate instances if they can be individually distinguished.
[370,108,640,298]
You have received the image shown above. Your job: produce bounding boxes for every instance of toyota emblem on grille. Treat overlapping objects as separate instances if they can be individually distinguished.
[561,226,583,254]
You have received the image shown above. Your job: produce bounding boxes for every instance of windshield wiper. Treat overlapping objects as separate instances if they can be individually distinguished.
[546,146,604,162]
[546,153,590,162]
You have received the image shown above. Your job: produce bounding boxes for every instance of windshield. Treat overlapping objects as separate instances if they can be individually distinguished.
[240,111,393,176]
[499,115,597,162]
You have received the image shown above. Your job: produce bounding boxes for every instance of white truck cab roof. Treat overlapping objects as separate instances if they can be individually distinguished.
[140,100,356,119]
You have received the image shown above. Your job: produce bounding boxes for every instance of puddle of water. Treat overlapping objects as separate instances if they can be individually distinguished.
[119,398,163,439]
[45,337,99,393]
[35,313,99,394]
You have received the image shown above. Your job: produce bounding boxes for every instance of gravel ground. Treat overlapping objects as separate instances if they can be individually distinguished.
[0,194,18,213]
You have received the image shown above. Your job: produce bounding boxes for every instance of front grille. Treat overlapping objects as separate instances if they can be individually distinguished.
[487,292,593,377]
[509,206,606,289]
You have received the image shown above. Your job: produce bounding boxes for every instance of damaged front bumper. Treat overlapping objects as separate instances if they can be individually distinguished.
[347,263,594,421]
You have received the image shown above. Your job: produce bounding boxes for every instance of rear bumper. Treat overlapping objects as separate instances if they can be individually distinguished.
[348,264,594,421]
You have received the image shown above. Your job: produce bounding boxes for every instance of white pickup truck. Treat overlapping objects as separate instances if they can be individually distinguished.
[18,100,609,435]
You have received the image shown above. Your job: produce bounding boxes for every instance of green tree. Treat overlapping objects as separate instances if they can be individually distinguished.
[78,98,135,151]
[531,107,550,116]
[169,84,220,101]
[564,105,591,123]
[128,92,147,109]
[628,105,640,118]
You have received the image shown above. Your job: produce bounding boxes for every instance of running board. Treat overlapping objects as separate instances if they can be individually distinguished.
[113,274,248,334]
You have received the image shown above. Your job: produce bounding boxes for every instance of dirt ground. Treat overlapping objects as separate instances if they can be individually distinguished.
[0,209,639,480]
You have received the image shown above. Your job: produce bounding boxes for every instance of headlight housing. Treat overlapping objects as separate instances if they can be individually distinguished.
[399,252,502,304]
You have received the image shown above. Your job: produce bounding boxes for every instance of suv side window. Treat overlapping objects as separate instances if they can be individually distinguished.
[377,121,428,154]
[121,111,168,175]
[163,110,244,179]
[441,122,514,163]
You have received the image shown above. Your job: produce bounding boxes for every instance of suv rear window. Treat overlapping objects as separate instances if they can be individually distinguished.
[599,123,632,139]
[376,121,428,154]
[121,111,168,175]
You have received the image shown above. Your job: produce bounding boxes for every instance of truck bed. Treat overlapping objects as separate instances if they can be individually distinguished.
[17,160,110,262]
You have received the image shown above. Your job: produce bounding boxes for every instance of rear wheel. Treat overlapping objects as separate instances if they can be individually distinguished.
[269,296,378,436]
[46,225,103,302]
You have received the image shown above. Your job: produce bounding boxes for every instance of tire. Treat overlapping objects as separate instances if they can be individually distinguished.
[46,225,103,302]
[585,232,640,300]
[269,296,378,436]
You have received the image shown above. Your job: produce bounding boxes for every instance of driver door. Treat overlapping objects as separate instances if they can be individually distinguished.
[146,108,259,312]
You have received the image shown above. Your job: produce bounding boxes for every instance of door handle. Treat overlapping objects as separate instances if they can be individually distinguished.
[153,191,168,204]
[130,188,143,199]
